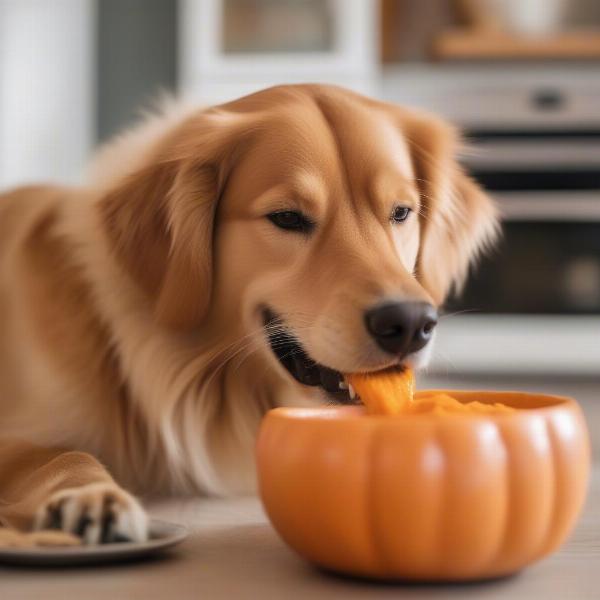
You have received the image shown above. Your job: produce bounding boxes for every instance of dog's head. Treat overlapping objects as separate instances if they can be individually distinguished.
[101,85,498,402]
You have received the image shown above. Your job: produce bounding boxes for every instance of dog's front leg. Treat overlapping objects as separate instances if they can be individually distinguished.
[0,439,148,544]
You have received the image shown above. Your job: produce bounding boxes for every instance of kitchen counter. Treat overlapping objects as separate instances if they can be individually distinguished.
[2,376,599,600]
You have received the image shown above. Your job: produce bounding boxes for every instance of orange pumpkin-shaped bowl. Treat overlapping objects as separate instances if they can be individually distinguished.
[256,391,590,581]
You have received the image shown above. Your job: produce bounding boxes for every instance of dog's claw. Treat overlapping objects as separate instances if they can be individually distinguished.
[47,504,64,530]
[75,513,93,538]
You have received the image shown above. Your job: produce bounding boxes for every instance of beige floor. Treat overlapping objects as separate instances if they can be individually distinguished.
[2,375,599,600]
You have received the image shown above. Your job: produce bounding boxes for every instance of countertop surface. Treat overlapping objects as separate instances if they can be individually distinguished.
[2,376,599,600]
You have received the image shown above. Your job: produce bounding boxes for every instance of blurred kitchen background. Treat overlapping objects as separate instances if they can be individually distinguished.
[0,0,599,384]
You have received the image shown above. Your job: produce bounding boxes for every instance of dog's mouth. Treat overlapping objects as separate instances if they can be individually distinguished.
[262,309,401,404]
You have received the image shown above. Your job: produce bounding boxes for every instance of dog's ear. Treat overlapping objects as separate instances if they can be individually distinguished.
[100,113,243,329]
[403,112,499,305]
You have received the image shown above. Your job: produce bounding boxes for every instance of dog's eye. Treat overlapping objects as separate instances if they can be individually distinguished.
[267,211,315,234]
[390,206,411,224]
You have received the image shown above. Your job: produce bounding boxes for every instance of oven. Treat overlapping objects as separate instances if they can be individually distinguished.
[383,66,600,374]
[456,127,600,316]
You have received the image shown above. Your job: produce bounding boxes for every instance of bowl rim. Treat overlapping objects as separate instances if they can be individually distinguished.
[267,389,579,422]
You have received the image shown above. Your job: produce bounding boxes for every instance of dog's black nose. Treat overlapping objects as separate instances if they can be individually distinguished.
[365,301,438,356]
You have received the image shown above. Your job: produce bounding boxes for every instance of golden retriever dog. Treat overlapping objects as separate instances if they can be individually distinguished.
[0,84,498,544]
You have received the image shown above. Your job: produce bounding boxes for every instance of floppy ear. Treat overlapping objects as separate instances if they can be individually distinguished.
[99,113,243,329]
[404,112,499,305]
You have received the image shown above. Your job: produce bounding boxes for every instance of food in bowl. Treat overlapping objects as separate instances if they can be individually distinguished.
[257,371,591,581]
[347,369,515,415]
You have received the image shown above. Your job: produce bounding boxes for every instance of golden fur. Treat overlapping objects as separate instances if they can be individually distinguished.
[0,85,498,543]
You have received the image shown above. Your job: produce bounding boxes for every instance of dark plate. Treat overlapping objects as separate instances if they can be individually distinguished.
[0,519,188,567]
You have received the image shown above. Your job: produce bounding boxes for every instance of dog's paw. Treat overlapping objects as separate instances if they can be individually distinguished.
[34,482,149,545]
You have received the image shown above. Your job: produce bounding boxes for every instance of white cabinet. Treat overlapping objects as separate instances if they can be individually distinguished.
[178,0,379,104]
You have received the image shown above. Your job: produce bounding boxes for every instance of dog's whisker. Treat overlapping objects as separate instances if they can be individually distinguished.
[440,308,482,319]
[202,321,322,388]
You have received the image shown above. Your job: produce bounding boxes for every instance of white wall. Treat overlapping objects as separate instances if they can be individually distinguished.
[0,0,95,189]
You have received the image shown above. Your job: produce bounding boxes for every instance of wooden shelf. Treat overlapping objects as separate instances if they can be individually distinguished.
[433,29,600,60]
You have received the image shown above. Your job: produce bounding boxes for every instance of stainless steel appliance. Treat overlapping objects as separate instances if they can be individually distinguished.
[383,65,600,373]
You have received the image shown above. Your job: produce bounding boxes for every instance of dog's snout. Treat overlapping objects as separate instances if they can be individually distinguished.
[365,301,438,356]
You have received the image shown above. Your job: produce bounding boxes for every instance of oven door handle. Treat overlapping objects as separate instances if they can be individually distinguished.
[496,191,600,221]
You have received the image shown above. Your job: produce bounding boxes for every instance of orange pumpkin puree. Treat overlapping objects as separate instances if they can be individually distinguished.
[346,370,514,415]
